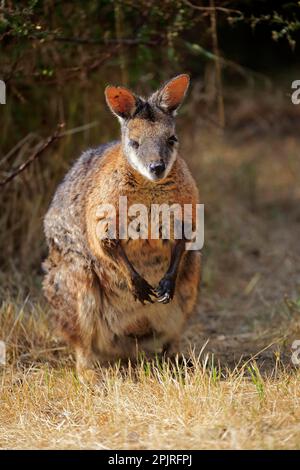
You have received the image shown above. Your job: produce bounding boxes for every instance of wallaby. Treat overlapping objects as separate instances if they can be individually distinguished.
[43,74,201,378]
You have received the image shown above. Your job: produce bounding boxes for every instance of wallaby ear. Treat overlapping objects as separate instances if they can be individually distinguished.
[105,85,138,119]
[154,74,190,114]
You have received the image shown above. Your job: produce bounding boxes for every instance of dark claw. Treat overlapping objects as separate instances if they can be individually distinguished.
[157,293,170,304]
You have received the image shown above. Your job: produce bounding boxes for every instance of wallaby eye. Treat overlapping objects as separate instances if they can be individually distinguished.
[168,135,178,146]
[130,139,139,149]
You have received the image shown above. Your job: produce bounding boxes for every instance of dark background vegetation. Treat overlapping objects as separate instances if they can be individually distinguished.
[0,1,300,366]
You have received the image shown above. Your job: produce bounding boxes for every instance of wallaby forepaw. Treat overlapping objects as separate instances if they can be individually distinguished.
[155,276,175,304]
[132,275,156,305]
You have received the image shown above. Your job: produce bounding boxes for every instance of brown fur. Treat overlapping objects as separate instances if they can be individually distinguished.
[43,76,201,375]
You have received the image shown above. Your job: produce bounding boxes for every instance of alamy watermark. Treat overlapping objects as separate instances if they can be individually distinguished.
[291,80,300,104]
[291,340,300,365]
[0,80,6,104]
[96,197,204,250]
[0,340,6,366]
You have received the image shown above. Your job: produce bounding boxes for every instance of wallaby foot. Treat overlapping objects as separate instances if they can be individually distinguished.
[163,338,180,358]
[75,347,99,387]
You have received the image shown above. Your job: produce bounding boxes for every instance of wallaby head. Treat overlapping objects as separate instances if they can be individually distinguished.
[105,74,190,182]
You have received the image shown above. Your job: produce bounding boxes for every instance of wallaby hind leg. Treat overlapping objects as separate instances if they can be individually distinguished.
[75,346,99,386]
[43,255,102,382]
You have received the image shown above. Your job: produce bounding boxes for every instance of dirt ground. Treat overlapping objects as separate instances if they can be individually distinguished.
[182,129,300,373]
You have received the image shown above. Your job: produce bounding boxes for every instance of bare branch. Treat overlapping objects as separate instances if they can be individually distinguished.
[210,0,225,128]
[0,121,101,189]
[59,121,98,137]
[29,33,163,47]
[0,124,64,189]
[0,133,39,168]
[182,0,242,16]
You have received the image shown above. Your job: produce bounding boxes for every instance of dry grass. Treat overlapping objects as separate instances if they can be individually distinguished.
[1,91,300,449]
[2,363,300,450]
[1,300,300,450]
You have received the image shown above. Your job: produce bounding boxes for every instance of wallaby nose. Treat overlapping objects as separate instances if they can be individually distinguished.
[149,161,166,177]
